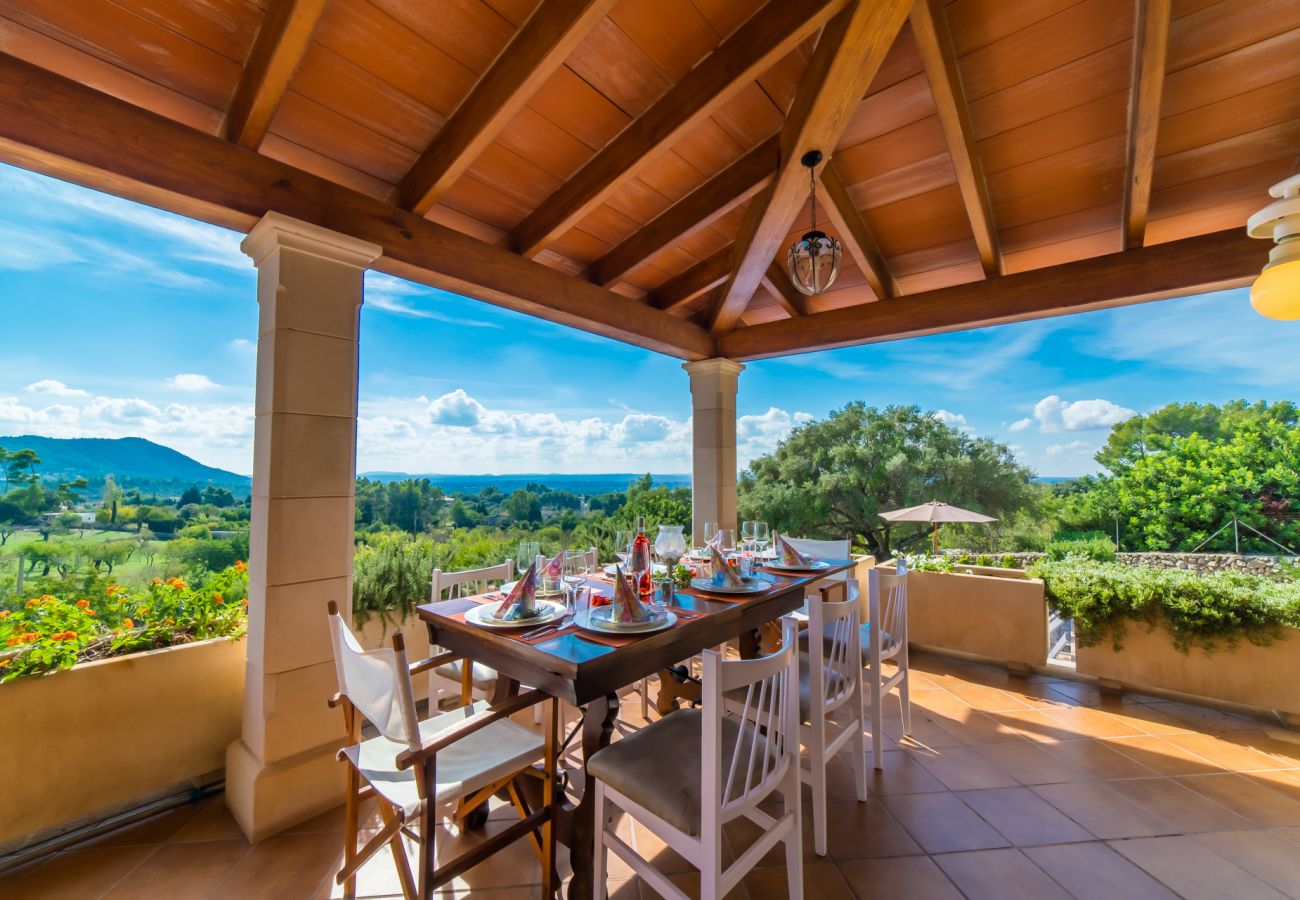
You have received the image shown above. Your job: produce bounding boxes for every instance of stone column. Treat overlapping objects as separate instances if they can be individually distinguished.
[226,212,381,842]
[684,358,744,542]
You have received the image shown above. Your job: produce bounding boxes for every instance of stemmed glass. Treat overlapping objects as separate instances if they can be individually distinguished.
[702,522,720,549]
[754,521,770,557]
[614,531,634,570]
[517,541,540,574]
[562,549,589,614]
[741,520,757,554]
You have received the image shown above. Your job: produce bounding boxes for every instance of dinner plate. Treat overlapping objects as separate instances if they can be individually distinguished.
[465,599,566,629]
[577,607,677,634]
[500,580,563,598]
[602,563,668,577]
[763,559,831,573]
[689,577,771,596]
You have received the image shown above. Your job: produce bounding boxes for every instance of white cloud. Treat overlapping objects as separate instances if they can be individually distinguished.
[227,338,256,353]
[1044,440,1092,458]
[427,389,486,427]
[1019,395,1135,433]
[365,272,501,328]
[167,373,220,392]
[26,379,89,398]
[933,409,972,432]
[612,414,674,444]
[0,226,81,270]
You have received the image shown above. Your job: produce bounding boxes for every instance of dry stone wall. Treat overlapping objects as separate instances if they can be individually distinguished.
[951,551,1297,577]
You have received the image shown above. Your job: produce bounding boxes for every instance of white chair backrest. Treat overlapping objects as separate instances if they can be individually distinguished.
[703,618,799,820]
[807,590,862,716]
[876,562,909,657]
[431,558,515,601]
[327,607,420,750]
[786,536,852,583]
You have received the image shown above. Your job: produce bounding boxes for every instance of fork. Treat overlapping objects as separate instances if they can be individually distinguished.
[521,614,574,641]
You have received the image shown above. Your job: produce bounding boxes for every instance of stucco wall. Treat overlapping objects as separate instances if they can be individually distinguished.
[0,637,246,847]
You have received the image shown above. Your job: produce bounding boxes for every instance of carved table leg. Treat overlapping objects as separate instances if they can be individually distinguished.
[565,692,618,900]
[654,666,699,714]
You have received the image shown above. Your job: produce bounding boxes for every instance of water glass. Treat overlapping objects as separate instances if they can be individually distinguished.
[754,521,770,556]
[741,520,756,553]
[568,585,592,623]
[614,531,634,569]
[702,522,720,547]
[517,541,540,574]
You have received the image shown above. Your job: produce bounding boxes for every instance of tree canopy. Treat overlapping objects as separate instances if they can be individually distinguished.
[738,403,1033,557]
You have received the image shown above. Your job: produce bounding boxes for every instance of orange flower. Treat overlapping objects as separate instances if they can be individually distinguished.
[76,599,90,608]
[213,594,224,606]
[22,632,40,643]
[5,636,19,647]
[84,610,96,617]
[0,659,10,667]
[24,598,40,609]
[123,618,134,628]
[38,595,55,603]
[239,598,248,607]
[151,578,162,586]
[0,611,9,619]
[234,560,247,573]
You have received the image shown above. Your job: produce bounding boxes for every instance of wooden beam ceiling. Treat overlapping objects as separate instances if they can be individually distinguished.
[0,54,712,360]
[762,261,809,317]
[711,0,912,332]
[648,247,732,313]
[510,0,847,258]
[393,0,616,216]
[222,0,327,149]
[589,135,777,288]
[718,227,1261,359]
[1122,0,1172,250]
[910,0,1001,277]
[818,161,898,299]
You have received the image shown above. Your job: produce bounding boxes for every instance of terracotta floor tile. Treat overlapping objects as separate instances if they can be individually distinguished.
[956,787,1095,846]
[820,798,922,861]
[102,838,250,899]
[1025,842,1179,899]
[1191,829,1300,897]
[906,745,1020,791]
[882,712,965,749]
[744,862,850,899]
[209,832,346,900]
[881,792,1010,854]
[866,750,948,796]
[79,801,205,848]
[169,796,247,843]
[725,801,814,868]
[1177,773,1300,827]
[1248,768,1300,804]
[836,855,963,899]
[934,709,1029,746]
[1109,834,1290,899]
[932,847,1072,900]
[944,681,1033,712]
[1040,705,1151,739]
[1031,782,1177,839]
[1164,731,1295,772]
[1116,778,1255,833]
[0,844,157,900]
[989,708,1088,743]
[1106,735,1226,776]
[1046,738,1162,780]
[1147,701,1264,733]
[972,740,1093,785]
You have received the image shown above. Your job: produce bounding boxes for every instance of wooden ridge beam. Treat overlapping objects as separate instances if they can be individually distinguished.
[511,0,847,258]
[223,0,327,149]
[649,247,733,312]
[718,228,1261,360]
[394,0,616,216]
[589,134,777,287]
[712,0,912,332]
[818,161,898,299]
[762,261,809,317]
[911,0,1001,276]
[1122,0,1172,250]
[0,54,713,360]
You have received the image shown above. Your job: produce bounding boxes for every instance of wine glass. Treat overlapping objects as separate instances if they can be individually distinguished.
[562,549,588,607]
[702,521,719,549]
[517,541,540,573]
[741,520,756,554]
[719,528,736,555]
[754,521,770,557]
[614,531,633,570]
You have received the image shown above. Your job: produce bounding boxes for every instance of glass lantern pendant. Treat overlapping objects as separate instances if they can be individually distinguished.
[1247,173,1300,320]
[787,150,842,297]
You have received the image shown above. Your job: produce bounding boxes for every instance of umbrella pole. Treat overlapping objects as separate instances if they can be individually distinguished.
[932,523,939,555]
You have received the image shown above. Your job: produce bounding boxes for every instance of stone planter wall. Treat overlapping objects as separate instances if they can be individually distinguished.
[0,637,246,848]
[884,561,1047,670]
[1076,624,1300,726]
[946,550,1298,578]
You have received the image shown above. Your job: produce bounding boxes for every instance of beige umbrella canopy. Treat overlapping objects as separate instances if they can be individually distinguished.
[878,501,998,555]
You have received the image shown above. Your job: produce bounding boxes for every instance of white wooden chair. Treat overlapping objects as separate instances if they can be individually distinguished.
[865,561,912,768]
[589,619,803,900]
[428,560,514,707]
[798,585,867,856]
[325,601,557,899]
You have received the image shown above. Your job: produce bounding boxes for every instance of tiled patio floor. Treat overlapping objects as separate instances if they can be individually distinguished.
[4,651,1300,899]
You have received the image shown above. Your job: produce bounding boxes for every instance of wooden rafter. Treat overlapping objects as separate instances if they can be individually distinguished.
[589,135,777,287]
[511,0,847,258]
[712,0,912,332]
[1122,0,1172,250]
[719,227,1260,359]
[0,54,712,360]
[761,261,809,317]
[223,0,327,149]
[648,247,733,313]
[817,161,898,299]
[394,0,616,216]
[910,0,1001,276]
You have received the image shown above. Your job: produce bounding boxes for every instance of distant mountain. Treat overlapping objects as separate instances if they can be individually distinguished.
[0,435,250,496]
[359,472,692,496]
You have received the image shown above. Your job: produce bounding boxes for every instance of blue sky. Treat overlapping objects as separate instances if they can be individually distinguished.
[0,161,1294,478]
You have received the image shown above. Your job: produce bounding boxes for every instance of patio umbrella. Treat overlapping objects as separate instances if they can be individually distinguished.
[878,500,998,555]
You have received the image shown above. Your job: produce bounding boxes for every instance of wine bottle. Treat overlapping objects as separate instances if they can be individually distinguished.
[632,515,654,604]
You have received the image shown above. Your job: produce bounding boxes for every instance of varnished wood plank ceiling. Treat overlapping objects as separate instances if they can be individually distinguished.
[0,0,1293,359]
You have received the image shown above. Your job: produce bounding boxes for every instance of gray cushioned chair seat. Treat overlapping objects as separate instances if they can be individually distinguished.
[587,709,772,836]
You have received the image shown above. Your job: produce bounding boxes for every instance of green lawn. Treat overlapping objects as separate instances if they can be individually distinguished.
[1,528,167,582]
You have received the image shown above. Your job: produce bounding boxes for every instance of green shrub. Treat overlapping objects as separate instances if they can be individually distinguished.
[1028,558,1300,654]
[956,552,972,564]
[1046,533,1116,563]
[901,554,952,573]
[1000,554,1018,569]
[975,554,993,567]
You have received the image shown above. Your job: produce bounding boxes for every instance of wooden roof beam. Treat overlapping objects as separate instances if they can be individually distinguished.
[719,227,1260,359]
[0,54,713,360]
[1122,0,1172,250]
[394,0,616,216]
[911,0,1001,276]
[649,247,733,313]
[589,134,777,287]
[818,161,898,299]
[223,0,327,149]
[712,0,912,332]
[762,261,809,317]
[511,0,848,258]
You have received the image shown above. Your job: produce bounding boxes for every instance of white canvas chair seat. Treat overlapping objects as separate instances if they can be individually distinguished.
[341,700,545,816]
[587,709,772,836]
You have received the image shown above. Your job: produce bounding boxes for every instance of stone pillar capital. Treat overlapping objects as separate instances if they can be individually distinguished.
[682,357,745,381]
[241,211,382,269]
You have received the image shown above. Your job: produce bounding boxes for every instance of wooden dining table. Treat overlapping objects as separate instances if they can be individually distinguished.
[417,558,856,899]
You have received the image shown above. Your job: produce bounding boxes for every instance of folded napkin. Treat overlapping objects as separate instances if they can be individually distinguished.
[611,565,651,624]
[710,545,746,588]
[494,561,539,621]
[774,533,814,567]
[543,549,565,580]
